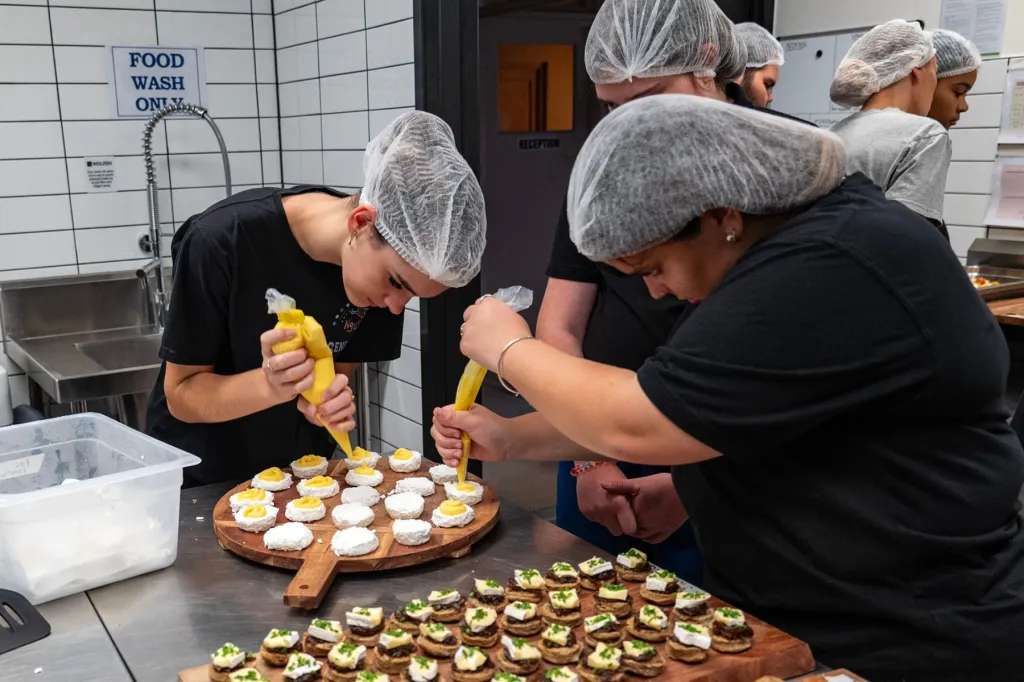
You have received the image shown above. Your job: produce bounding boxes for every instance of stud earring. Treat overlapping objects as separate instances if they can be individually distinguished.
[726,233,737,243]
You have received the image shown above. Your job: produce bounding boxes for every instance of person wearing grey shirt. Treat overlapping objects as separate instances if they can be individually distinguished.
[830,20,951,235]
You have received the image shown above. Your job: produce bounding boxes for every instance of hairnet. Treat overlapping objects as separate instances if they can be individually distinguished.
[361,111,486,288]
[585,0,745,84]
[736,22,784,69]
[567,95,846,262]
[933,29,982,79]
[830,19,935,108]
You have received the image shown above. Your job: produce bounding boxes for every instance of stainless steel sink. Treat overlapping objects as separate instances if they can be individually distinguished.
[75,334,162,373]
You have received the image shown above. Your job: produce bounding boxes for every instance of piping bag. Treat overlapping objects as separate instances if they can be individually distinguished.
[454,286,533,484]
[266,288,354,458]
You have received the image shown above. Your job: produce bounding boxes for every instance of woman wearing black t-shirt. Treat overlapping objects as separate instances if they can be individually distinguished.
[146,112,486,486]
[432,96,1024,680]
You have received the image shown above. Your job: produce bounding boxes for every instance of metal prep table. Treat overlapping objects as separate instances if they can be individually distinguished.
[2,484,826,681]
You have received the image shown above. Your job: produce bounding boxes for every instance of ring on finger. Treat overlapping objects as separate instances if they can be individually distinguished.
[476,294,494,304]
[460,322,466,337]
[264,359,272,371]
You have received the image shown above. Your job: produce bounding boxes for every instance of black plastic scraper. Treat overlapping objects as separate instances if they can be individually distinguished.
[0,590,50,656]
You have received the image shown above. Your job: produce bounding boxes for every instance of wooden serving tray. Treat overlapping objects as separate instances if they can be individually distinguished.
[178,583,814,682]
[213,460,500,609]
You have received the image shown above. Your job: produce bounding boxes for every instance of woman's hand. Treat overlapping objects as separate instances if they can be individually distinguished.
[460,297,532,372]
[298,374,355,432]
[431,404,511,466]
[602,473,688,544]
[260,328,314,403]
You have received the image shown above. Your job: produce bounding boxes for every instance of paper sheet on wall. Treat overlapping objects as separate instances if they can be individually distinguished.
[1000,69,1024,144]
[985,159,1024,229]
[940,0,1007,56]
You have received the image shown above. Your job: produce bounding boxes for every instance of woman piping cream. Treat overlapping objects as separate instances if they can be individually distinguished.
[433,95,1024,680]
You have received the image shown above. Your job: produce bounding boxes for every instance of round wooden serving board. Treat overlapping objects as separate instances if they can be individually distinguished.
[213,460,500,609]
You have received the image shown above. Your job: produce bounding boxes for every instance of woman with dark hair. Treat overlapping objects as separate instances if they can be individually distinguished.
[434,95,1024,680]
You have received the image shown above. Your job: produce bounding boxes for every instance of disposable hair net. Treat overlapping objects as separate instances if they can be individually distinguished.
[933,29,982,79]
[830,19,935,108]
[567,95,846,262]
[361,111,486,288]
[585,0,745,84]
[736,22,784,69]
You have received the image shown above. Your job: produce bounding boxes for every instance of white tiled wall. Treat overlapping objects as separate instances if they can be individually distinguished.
[944,57,1013,260]
[274,0,415,191]
[272,0,421,452]
[366,297,423,453]
[0,1,281,408]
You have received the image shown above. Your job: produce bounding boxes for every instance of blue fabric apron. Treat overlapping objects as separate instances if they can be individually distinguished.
[556,461,703,585]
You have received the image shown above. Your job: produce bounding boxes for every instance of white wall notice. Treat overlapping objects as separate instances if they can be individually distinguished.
[79,157,118,193]
[940,0,1007,56]
[108,46,206,118]
[999,67,1024,144]
[985,158,1024,229]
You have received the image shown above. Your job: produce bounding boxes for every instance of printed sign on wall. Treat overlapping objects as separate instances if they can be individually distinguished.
[108,46,206,118]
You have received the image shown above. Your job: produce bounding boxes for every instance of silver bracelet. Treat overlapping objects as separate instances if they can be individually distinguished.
[496,335,536,396]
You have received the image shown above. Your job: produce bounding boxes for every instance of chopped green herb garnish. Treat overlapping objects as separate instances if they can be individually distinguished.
[234,673,260,681]
[719,608,741,618]
[553,590,571,601]
[215,644,241,657]
[547,624,567,634]
[270,629,292,638]
[680,591,707,600]
[414,657,431,667]
[623,549,645,560]
[552,562,573,572]
[585,558,605,567]
[545,670,566,681]
[599,648,615,659]
[630,640,652,651]
[313,619,332,629]
[494,675,521,682]
[438,589,455,596]
[471,608,487,621]
[681,624,701,633]
[387,629,404,637]
[513,601,530,609]
[511,638,528,648]
[355,608,371,616]
[338,643,359,654]
[464,646,482,655]
[428,623,445,632]
[588,614,613,625]
[652,570,675,580]
[406,600,427,611]
[519,569,540,580]
[604,584,626,591]
[357,672,380,682]
[485,579,500,588]
[642,606,656,617]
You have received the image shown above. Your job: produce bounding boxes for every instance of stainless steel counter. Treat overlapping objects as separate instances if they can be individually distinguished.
[1,593,132,682]
[3,484,826,681]
[87,483,619,682]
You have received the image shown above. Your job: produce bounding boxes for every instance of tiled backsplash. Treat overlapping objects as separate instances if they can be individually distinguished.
[274,0,422,453]
[0,0,424,449]
[274,0,415,190]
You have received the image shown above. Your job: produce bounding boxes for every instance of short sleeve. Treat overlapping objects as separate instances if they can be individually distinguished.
[636,241,932,461]
[887,129,952,222]
[546,193,601,284]
[159,222,232,367]
[337,308,405,363]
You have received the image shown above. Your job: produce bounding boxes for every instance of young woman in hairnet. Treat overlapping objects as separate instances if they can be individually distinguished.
[733,22,785,107]
[435,96,1024,680]
[147,111,486,486]
[927,29,983,130]
[538,0,811,583]
[829,20,952,237]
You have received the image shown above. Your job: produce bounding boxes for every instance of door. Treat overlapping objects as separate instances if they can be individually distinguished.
[478,13,595,329]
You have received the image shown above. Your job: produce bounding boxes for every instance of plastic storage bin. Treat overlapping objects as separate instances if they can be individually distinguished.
[0,413,200,604]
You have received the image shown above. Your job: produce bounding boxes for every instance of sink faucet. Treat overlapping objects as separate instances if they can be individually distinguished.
[137,102,232,332]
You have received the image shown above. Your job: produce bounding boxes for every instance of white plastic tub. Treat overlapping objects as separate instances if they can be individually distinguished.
[0,413,200,604]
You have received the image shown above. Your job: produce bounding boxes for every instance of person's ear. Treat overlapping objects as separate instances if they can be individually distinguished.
[347,203,378,237]
[703,207,744,242]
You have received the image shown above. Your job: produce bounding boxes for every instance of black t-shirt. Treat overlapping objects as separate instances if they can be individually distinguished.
[638,175,1024,680]
[146,185,404,486]
[546,194,690,369]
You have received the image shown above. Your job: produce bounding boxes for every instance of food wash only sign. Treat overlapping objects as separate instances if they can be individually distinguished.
[108,46,206,118]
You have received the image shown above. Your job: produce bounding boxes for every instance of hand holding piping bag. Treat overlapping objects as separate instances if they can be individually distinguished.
[453,286,533,483]
[266,288,355,458]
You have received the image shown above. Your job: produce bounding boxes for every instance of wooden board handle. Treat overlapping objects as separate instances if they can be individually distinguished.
[284,556,340,609]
